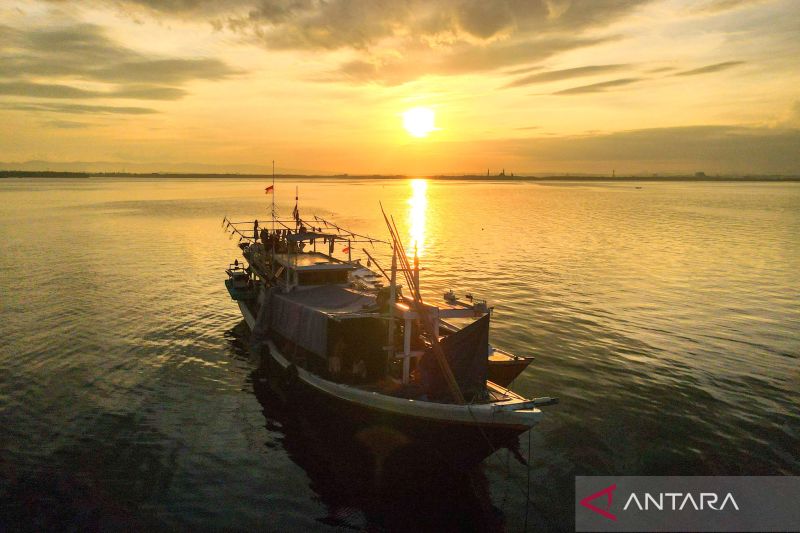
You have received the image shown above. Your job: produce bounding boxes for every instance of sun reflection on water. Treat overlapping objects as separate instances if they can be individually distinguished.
[407,179,427,258]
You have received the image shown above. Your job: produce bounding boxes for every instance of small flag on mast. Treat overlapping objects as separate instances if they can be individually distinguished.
[265,185,274,194]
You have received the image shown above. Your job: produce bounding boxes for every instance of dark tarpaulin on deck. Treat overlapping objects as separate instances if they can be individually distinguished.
[252,285,377,358]
[250,286,276,354]
[275,285,375,315]
[269,291,328,356]
[420,313,489,401]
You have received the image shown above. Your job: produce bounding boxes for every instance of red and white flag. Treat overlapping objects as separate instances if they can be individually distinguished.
[265,185,274,194]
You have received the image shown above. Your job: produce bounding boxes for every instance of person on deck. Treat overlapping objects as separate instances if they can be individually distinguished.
[260,228,270,254]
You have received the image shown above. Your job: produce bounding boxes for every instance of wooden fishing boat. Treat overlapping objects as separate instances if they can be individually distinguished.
[222,203,556,467]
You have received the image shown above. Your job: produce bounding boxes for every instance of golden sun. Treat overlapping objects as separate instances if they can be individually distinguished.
[402,107,436,138]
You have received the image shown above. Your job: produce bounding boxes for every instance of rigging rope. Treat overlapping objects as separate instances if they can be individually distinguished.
[464,401,550,532]
[524,429,531,532]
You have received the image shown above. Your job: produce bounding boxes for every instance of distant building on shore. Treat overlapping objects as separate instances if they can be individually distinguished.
[487,168,512,177]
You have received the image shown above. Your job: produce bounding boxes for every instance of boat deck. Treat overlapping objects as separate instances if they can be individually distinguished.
[274,252,356,271]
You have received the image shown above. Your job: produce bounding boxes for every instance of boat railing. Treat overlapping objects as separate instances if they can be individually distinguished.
[226,262,249,275]
[223,216,390,247]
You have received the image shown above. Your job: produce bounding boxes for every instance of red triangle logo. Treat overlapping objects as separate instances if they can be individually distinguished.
[579,483,618,521]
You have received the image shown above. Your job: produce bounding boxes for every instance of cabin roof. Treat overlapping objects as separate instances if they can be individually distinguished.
[275,284,376,317]
[273,251,357,271]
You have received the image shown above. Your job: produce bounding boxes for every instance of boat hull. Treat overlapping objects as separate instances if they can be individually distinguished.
[225,278,255,300]
[238,300,537,467]
[487,358,534,387]
[256,351,527,468]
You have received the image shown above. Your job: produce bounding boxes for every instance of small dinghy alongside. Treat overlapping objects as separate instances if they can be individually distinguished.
[222,200,556,467]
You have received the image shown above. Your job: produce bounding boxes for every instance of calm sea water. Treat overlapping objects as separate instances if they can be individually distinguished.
[1,177,798,531]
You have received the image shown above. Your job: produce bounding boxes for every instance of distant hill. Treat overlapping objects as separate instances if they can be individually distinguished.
[0,170,91,178]
[0,160,330,175]
[2,170,799,181]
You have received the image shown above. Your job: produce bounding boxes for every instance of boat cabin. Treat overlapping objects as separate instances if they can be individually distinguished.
[273,251,355,288]
[271,231,357,291]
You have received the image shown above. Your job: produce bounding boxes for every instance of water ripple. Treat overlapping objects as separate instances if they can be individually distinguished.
[1,178,798,531]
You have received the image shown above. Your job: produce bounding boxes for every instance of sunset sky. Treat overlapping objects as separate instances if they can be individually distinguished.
[1,0,799,175]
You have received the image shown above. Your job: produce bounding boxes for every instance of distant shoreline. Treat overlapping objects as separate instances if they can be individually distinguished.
[1,170,799,182]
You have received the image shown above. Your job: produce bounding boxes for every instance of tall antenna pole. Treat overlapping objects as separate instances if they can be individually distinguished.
[271,160,275,232]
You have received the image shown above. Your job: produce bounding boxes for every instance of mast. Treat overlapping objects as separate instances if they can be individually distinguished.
[413,243,420,290]
[386,247,397,362]
[271,161,276,285]
[271,160,275,232]
[380,204,465,404]
[294,186,299,229]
